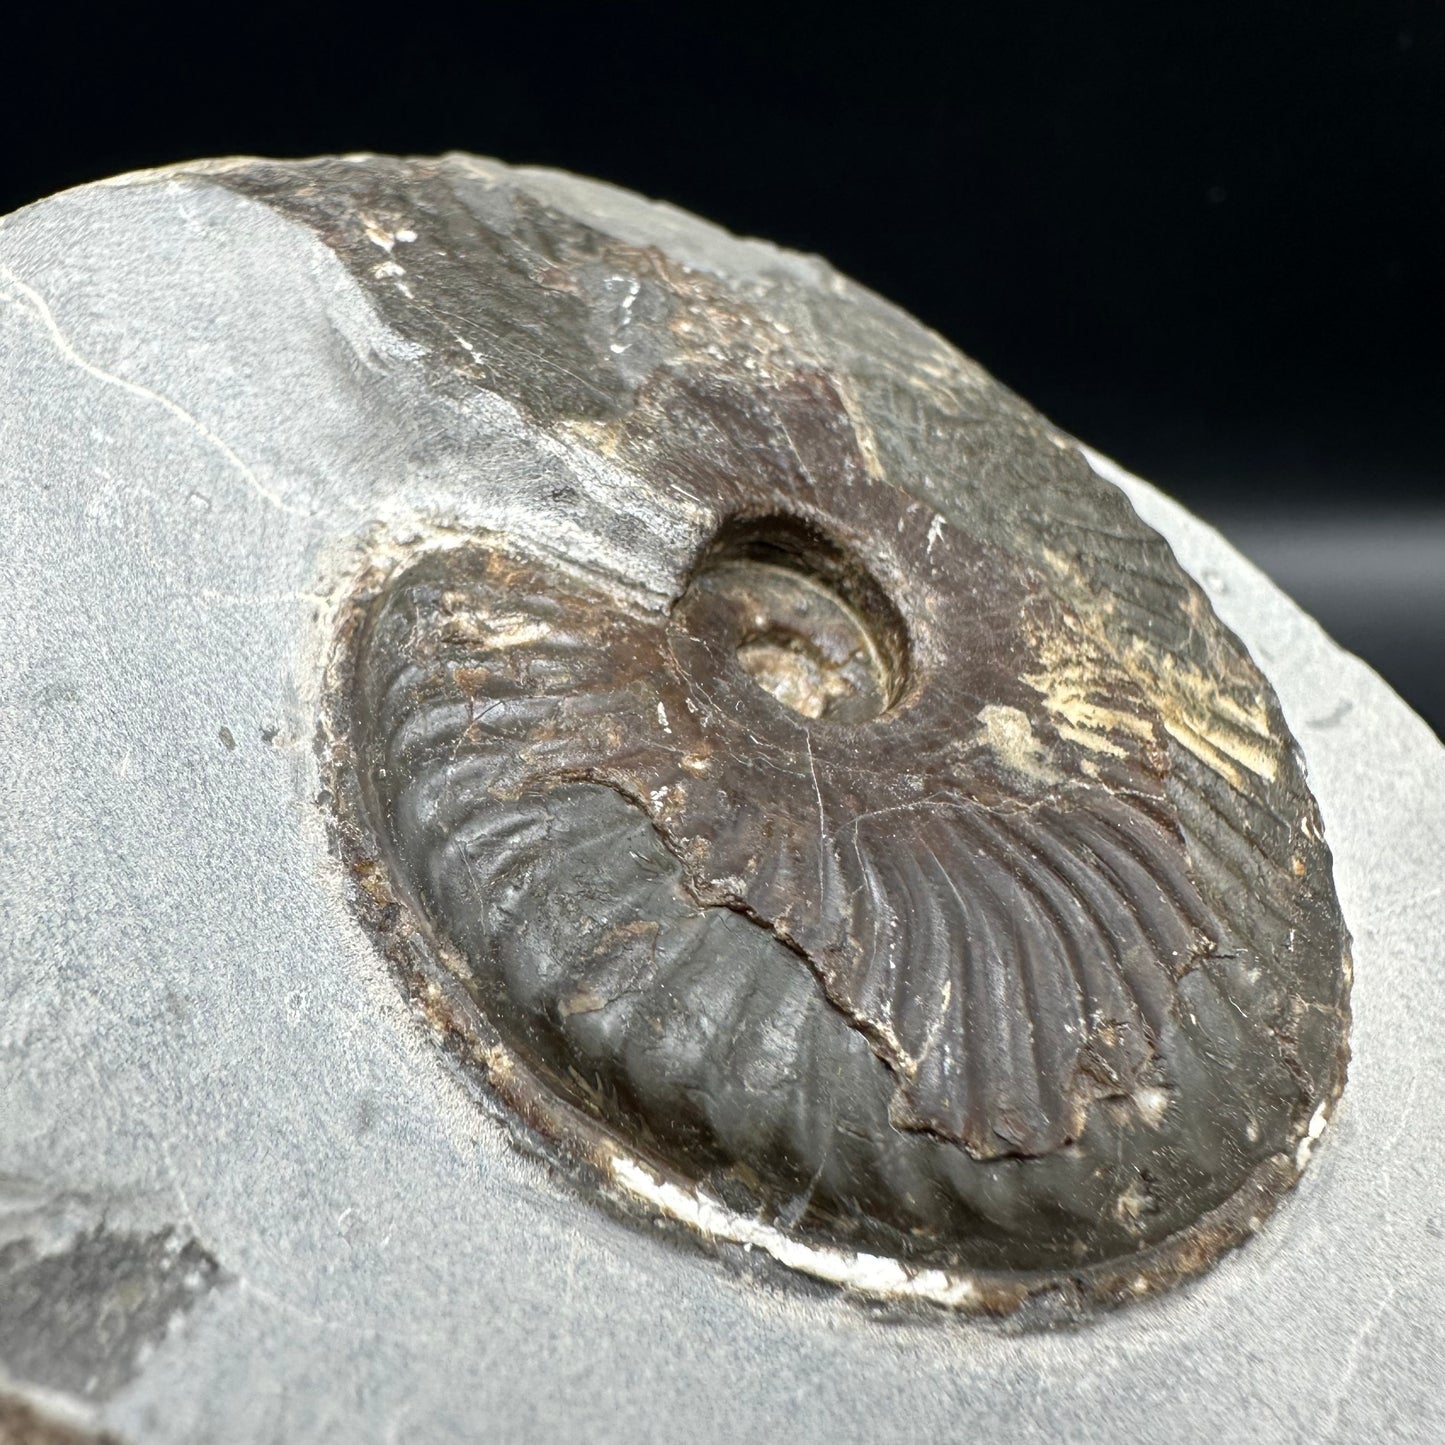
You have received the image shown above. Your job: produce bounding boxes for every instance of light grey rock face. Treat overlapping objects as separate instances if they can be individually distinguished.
[0,156,1440,1443]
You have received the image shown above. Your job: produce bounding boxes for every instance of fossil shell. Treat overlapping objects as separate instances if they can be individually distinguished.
[248,155,1350,1314]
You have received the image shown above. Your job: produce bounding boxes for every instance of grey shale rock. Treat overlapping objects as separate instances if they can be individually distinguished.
[0,155,1440,1443]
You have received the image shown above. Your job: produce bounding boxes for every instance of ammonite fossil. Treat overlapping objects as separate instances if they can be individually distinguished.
[247,154,1350,1314]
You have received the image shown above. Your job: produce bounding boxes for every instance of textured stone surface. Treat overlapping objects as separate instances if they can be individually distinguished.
[0,157,1440,1441]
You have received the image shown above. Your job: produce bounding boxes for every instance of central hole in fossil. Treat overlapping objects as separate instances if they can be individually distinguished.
[690,515,909,724]
[730,578,881,721]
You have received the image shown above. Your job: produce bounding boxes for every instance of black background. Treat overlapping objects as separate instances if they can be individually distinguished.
[7,3,1441,733]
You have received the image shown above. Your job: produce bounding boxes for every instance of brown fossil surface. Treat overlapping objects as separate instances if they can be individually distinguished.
[227,154,1351,1314]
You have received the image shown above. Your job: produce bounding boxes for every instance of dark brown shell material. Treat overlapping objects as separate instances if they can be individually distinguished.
[238,155,1350,1314]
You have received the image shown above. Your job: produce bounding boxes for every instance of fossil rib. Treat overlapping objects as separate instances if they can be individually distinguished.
[258,154,1351,1312]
